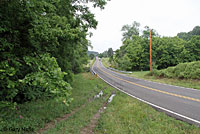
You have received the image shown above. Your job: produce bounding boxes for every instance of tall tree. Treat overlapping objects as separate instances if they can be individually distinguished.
[121,21,140,41]
[112,21,200,71]
[0,0,109,104]
[142,26,159,38]
[107,48,114,57]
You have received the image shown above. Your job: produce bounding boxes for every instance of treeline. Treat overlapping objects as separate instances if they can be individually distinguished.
[98,48,114,58]
[0,0,108,108]
[111,21,200,71]
[88,51,99,60]
[177,26,200,41]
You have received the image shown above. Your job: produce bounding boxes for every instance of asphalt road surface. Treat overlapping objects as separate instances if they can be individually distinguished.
[92,58,200,126]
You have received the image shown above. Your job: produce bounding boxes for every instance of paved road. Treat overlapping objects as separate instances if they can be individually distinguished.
[92,58,200,126]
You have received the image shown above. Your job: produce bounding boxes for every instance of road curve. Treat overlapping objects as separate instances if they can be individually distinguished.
[92,58,200,126]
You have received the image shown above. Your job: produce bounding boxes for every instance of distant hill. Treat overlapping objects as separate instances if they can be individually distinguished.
[88,51,99,56]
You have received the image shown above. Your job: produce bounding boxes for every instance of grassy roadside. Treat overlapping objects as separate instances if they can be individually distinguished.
[43,73,114,134]
[1,73,114,134]
[43,73,200,134]
[91,58,96,67]
[95,91,200,134]
[129,71,200,90]
[101,58,110,68]
[2,72,200,133]
[40,73,200,134]
[101,58,200,90]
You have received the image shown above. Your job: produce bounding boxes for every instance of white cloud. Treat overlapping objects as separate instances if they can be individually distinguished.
[89,0,200,53]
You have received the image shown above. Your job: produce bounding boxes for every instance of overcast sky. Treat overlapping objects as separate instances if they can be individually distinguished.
[88,0,200,53]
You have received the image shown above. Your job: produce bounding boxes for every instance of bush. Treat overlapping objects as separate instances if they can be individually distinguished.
[19,53,72,103]
[151,61,200,79]
[173,63,187,78]
[163,67,175,78]
[183,61,200,79]
[0,54,72,110]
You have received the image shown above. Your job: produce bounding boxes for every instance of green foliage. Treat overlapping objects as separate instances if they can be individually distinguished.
[113,22,200,71]
[98,50,108,58]
[0,54,72,109]
[88,51,99,56]
[0,0,109,117]
[177,26,200,40]
[185,35,200,61]
[151,61,200,79]
[0,0,109,130]
[107,48,114,57]
[114,36,149,71]
[0,73,114,133]
[152,37,188,69]
[20,54,72,102]
[121,21,140,41]
[142,26,159,38]
[99,48,114,60]
[0,61,19,101]
[89,53,95,60]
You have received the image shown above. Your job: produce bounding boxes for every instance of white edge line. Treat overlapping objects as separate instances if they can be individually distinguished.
[92,61,200,126]
[99,62,199,92]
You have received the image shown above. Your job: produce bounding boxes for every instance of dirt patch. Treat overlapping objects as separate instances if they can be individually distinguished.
[37,104,86,134]
[80,93,116,134]
[37,91,106,134]
[82,73,95,80]
[80,102,107,134]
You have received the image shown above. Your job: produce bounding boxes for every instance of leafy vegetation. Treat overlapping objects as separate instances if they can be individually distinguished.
[0,73,114,133]
[88,51,99,56]
[2,72,199,133]
[89,53,95,60]
[0,0,109,126]
[177,26,200,41]
[150,61,200,79]
[110,22,200,71]
[98,48,114,64]
[101,58,111,68]
[88,51,99,60]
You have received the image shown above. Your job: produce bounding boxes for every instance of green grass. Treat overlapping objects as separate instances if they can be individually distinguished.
[95,91,200,134]
[0,97,70,134]
[84,58,96,72]
[0,73,114,134]
[101,58,110,68]
[43,73,114,134]
[128,71,200,90]
[130,71,150,78]
[44,95,105,134]
[91,58,96,67]
[2,72,200,134]
[41,72,200,134]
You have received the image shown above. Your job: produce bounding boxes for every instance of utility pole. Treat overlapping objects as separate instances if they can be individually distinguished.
[149,29,152,72]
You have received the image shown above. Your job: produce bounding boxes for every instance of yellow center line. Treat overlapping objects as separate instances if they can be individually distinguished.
[96,61,200,103]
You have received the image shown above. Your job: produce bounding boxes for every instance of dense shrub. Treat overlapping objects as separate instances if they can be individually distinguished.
[151,61,200,79]
[20,54,72,102]
[0,0,108,109]
[0,54,72,109]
